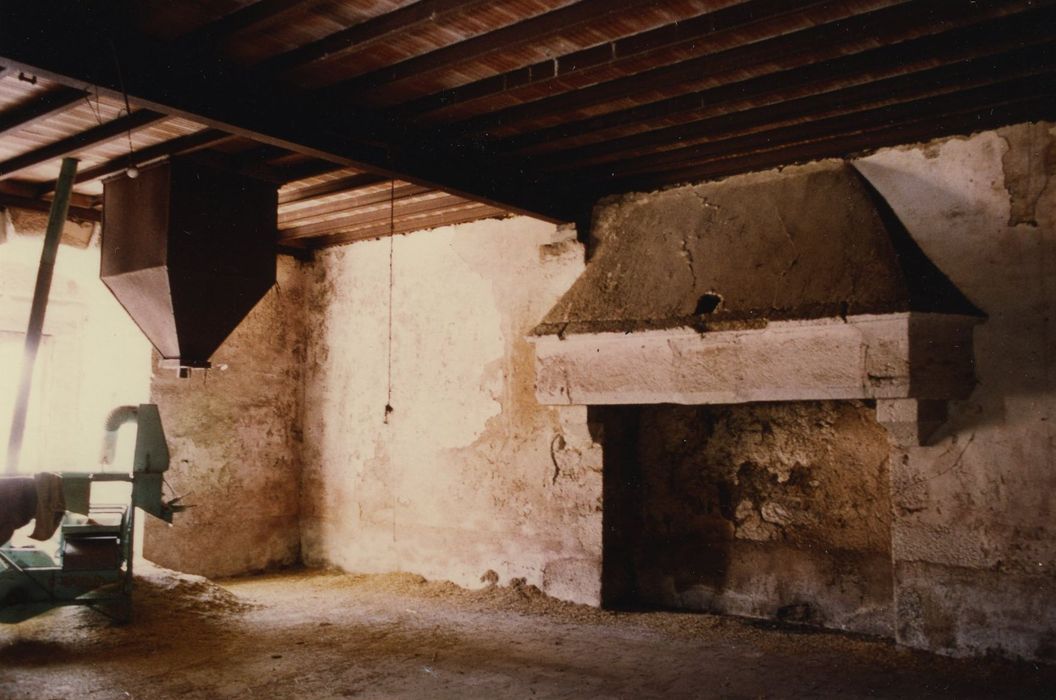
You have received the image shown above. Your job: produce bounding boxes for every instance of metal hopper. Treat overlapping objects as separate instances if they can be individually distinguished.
[100,156,277,371]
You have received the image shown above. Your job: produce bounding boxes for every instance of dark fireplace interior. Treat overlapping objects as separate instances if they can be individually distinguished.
[596,400,895,636]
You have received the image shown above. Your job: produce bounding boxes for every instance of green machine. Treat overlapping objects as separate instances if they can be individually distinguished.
[0,404,184,623]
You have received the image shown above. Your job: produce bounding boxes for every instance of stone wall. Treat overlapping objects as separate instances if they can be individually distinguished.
[135,120,1056,662]
[299,217,604,604]
[854,122,1056,661]
[599,401,893,637]
[591,120,1056,661]
[144,256,306,578]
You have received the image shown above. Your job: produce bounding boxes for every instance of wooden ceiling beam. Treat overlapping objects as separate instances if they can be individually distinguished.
[280,188,449,240]
[585,88,1056,194]
[505,16,1056,159]
[395,0,846,122]
[279,182,431,226]
[0,87,85,140]
[0,108,166,179]
[36,128,236,195]
[173,0,329,53]
[466,0,1048,142]
[0,1,576,221]
[252,0,497,78]
[530,36,1056,173]
[278,173,387,205]
[0,191,100,222]
[299,201,506,249]
[318,0,664,104]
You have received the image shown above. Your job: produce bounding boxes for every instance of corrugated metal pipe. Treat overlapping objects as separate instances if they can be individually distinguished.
[99,405,139,468]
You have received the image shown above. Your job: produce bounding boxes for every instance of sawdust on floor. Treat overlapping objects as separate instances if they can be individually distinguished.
[0,566,1054,699]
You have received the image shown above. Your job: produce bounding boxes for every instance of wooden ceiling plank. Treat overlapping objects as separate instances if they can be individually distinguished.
[302,203,506,248]
[0,87,85,139]
[608,94,1056,194]
[174,0,328,52]
[0,108,167,180]
[281,190,455,240]
[279,183,432,225]
[319,0,665,103]
[252,0,497,78]
[607,79,1052,178]
[35,128,237,195]
[395,0,839,121]
[279,173,388,205]
[532,38,1056,172]
[0,3,573,221]
[468,0,1048,142]
[587,88,1056,193]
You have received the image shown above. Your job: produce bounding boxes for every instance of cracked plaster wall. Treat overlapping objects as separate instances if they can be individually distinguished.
[299,217,603,604]
[853,121,1056,661]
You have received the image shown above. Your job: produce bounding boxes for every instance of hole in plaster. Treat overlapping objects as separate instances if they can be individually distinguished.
[695,292,723,315]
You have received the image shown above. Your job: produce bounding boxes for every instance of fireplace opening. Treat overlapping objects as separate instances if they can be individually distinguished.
[596,400,894,637]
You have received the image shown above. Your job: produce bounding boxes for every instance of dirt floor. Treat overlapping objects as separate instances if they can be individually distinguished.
[1,565,1054,699]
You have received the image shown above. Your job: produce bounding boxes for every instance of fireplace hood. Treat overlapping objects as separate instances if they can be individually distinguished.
[529,162,984,444]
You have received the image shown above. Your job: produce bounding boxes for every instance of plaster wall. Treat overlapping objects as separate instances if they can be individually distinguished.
[853,122,1056,661]
[144,257,306,578]
[299,217,602,604]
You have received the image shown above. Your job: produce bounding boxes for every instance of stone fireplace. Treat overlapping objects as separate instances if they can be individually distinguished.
[529,162,984,636]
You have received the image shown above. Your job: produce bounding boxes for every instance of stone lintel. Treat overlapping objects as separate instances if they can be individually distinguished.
[530,313,979,407]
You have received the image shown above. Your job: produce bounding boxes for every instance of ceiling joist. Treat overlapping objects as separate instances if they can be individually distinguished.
[0,1,575,222]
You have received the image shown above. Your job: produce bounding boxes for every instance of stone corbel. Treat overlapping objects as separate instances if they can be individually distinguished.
[876,398,949,447]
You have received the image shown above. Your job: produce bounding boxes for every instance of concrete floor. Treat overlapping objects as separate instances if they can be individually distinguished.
[0,566,1053,699]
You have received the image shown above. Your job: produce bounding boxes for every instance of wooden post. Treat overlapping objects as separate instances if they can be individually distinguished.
[5,156,78,473]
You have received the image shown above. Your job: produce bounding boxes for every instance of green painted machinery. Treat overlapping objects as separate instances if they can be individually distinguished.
[0,404,183,623]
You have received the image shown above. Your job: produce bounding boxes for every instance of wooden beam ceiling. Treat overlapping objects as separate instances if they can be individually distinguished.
[0,0,1054,247]
[0,1,576,222]
[251,0,499,79]
[35,129,236,195]
[0,109,166,179]
[0,88,85,140]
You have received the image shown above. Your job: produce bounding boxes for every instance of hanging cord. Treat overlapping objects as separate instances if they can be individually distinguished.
[106,36,139,177]
[384,179,395,424]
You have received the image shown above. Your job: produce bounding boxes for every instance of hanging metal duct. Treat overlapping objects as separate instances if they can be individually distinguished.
[101,156,277,370]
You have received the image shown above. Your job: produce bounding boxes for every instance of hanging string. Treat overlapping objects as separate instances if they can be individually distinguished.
[384,179,395,424]
[106,36,139,178]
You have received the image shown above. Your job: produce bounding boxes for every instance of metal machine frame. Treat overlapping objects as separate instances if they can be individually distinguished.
[0,404,181,623]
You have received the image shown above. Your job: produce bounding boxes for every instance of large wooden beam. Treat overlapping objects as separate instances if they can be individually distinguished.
[466,0,1049,142]
[252,0,497,78]
[319,0,664,104]
[173,0,329,55]
[395,0,838,121]
[0,1,574,221]
[531,34,1056,172]
[0,191,100,222]
[590,91,1056,195]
